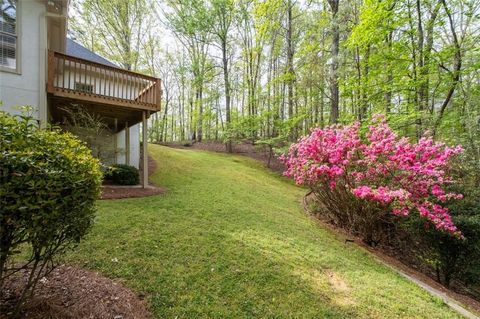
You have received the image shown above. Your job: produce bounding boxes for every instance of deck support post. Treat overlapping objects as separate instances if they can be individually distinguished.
[142,111,148,188]
[114,118,118,164]
[125,121,130,165]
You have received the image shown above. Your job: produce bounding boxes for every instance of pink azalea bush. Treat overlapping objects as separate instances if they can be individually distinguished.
[282,115,464,241]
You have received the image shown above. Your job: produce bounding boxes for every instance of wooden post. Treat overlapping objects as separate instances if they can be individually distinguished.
[114,118,118,164]
[142,111,148,188]
[125,121,130,165]
[156,78,162,110]
[47,50,55,93]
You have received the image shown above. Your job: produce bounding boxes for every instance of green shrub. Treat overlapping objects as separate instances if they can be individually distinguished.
[0,111,102,314]
[452,214,480,290]
[105,164,140,185]
[402,183,480,297]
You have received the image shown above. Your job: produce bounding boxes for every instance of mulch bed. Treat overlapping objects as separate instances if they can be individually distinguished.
[101,155,165,200]
[302,192,480,315]
[160,141,286,173]
[0,265,151,319]
[100,186,164,200]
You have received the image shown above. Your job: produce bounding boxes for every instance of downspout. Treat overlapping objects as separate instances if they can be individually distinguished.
[38,11,48,127]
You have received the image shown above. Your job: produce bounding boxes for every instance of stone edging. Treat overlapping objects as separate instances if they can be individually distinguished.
[302,192,479,319]
[374,255,479,319]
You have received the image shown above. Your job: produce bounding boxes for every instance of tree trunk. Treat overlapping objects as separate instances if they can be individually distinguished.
[328,0,340,124]
[222,38,233,152]
[196,85,203,142]
[287,0,295,120]
[415,0,441,138]
[385,32,393,113]
[433,0,462,136]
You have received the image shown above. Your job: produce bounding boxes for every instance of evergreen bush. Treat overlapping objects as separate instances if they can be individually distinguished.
[0,111,102,314]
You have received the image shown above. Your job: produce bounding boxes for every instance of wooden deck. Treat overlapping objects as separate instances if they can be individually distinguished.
[47,50,161,113]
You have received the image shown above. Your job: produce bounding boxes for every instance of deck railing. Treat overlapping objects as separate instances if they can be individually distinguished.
[47,50,161,112]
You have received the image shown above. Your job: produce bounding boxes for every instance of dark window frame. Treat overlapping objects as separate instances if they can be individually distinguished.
[75,82,94,94]
[0,0,19,73]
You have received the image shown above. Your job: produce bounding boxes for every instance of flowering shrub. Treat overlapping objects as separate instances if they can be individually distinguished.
[282,115,464,242]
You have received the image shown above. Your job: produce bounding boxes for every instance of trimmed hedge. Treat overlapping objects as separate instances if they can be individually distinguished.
[105,164,140,185]
[0,111,102,313]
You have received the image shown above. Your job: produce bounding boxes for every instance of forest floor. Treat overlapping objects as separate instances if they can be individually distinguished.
[57,145,471,318]
[159,140,286,172]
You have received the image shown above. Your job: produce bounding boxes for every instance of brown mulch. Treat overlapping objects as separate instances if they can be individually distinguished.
[0,265,151,319]
[302,192,480,316]
[159,141,286,173]
[100,186,165,200]
[101,155,165,200]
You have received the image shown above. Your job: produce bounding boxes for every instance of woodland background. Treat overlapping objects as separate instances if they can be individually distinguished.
[70,0,479,160]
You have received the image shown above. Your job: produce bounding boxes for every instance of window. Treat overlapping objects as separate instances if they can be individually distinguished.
[75,82,94,94]
[0,0,17,71]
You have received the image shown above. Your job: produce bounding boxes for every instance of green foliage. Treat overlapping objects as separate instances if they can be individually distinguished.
[404,200,480,293]
[348,0,397,48]
[255,135,288,167]
[71,0,152,70]
[255,116,300,163]
[223,115,262,144]
[61,104,117,165]
[0,111,102,313]
[402,155,480,294]
[453,215,480,291]
[105,164,140,185]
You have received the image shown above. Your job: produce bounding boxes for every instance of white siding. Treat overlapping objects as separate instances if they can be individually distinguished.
[129,124,140,168]
[116,124,140,168]
[0,1,45,119]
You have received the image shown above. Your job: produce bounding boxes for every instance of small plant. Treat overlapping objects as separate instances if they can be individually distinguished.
[0,110,102,315]
[256,135,287,167]
[223,115,262,145]
[60,104,119,164]
[281,114,464,244]
[105,164,140,185]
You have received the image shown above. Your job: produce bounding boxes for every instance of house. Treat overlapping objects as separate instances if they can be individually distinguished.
[0,0,161,187]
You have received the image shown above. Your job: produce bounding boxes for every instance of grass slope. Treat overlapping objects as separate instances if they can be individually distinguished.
[66,145,461,318]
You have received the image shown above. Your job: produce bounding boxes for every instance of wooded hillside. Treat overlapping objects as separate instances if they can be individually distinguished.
[71,0,479,159]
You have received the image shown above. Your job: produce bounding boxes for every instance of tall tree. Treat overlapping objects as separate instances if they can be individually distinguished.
[327,0,340,123]
[165,0,212,141]
[209,0,236,151]
[71,0,152,71]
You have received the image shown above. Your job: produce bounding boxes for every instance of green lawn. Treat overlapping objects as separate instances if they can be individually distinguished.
[66,145,462,318]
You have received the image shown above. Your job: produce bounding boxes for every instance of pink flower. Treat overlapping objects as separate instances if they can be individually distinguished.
[392,207,409,216]
[352,186,373,198]
[431,185,445,197]
[280,113,464,236]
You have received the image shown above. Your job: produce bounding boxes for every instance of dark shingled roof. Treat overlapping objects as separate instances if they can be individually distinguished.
[66,38,118,68]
